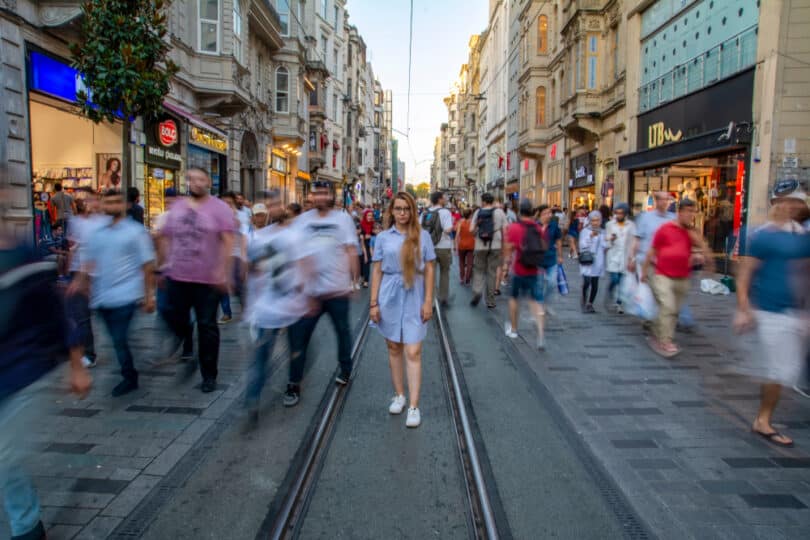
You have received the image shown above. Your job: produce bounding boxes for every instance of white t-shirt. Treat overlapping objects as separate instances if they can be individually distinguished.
[424,206,454,249]
[245,224,309,329]
[68,214,111,273]
[293,209,357,297]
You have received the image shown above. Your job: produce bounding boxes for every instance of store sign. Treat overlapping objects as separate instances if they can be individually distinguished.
[28,51,84,103]
[145,114,182,168]
[637,69,754,151]
[159,120,178,146]
[189,126,228,154]
[550,144,557,160]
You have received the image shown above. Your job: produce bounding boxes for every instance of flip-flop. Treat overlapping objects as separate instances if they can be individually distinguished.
[752,429,795,448]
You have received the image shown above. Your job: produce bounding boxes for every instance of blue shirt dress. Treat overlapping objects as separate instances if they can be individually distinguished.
[372,228,437,344]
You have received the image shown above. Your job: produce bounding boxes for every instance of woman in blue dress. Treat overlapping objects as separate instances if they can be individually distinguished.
[369,192,436,428]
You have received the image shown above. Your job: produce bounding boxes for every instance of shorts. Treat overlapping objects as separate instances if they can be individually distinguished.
[510,274,544,303]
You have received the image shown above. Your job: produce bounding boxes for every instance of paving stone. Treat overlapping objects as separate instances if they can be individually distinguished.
[58,408,101,418]
[739,494,808,509]
[101,475,162,518]
[628,458,679,470]
[699,480,759,494]
[583,407,624,416]
[722,458,778,469]
[44,443,96,455]
[41,507,99,526]
[164,406,204,415]
[71,478,129,495]
[672,400,708,407]
[74,516,123,540]
[45,524,83,540]
[771,458,810,469]
[622,407,663,415]
[611,439,659,449]
[175,417,216,445]
[142,441,193,476]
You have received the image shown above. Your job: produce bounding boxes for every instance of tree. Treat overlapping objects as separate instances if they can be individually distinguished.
[415,182,430,200]
[71,0,178,192]
[406,184,417,198]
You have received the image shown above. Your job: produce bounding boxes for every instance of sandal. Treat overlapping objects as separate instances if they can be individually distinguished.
[752,429,794,448]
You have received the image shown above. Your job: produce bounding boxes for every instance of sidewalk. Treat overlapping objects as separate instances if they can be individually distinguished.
[0,311,257,540]
[489,260,810,539]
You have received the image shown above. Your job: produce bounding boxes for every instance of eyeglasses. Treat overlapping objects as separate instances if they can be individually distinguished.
[392,206,410,213]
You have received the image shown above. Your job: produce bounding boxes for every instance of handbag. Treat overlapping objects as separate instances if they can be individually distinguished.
[578,233,600,265]
[557,265,569,295]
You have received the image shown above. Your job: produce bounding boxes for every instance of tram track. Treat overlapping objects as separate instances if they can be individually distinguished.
[262,300,504,540]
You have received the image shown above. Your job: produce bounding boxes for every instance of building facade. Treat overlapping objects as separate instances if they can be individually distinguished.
[0,0,391,237]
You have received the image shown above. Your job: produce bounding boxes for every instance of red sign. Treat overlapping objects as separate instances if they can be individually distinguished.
[550,143,557,160]
[158,120,178,147]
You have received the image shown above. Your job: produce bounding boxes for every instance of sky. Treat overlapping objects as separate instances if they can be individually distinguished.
[346,0,488,185]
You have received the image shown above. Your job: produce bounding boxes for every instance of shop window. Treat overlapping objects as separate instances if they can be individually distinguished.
[198,0,220,53]
[537,15,548,54]
[233,0,242,62]
[275,66,289,113]
[535,86,546,127]
[277,0,290,36]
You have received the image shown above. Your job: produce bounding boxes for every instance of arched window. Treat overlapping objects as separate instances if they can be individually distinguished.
[275,66,289,113]
[536,86,546,127]
[537,15,548,54]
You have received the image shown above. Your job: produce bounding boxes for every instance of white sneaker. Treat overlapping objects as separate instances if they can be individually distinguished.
[504,322,518,339]
[406,407,421,428]
[81,356,96,368]
[388,394,406,414]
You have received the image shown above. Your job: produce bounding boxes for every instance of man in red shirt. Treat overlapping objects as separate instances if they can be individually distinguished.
[503,199,547,350]
[641,198,709,357]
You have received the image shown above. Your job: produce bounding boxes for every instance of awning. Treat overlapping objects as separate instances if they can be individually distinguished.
[297,171,311,181]
[619,127,747,171]
[162,101,227,138]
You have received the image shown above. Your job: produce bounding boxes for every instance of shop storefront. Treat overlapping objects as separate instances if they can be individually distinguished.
[619,69,754,255]
[143,113,183,227]
[26,49,123,240]
[188,125,228,195]
[568,151,597,211]
[269,150,289,200]
[296,171,311,203]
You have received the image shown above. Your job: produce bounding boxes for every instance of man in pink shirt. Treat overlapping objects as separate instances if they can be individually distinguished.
[159,168,235,393]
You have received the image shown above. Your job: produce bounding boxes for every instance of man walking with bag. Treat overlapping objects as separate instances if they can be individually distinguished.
[422,191,454,306]
[470,193,507,309]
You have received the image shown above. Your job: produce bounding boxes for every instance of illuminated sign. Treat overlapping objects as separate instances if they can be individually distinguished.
[189,126,228,154]
[647,122,683,149]
[550,143,557,160]
[159,120,178,146]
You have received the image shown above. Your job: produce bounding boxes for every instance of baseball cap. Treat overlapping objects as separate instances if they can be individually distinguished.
[252,203,268,214]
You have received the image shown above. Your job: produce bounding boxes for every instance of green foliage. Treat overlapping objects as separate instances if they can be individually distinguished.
[70,0,179,123]
[406,184,417,198]
[415,182,430,200]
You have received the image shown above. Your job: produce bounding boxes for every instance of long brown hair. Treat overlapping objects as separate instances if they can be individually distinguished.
[385,192,422,288]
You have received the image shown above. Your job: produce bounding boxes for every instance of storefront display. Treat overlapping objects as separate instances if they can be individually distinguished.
[620,69,754,256]
[188,125,228,195]
[144,114,183,227]
[27,50,123,244]
[569,151,597,210]
[269,151,288,200]
[296,171,311,203]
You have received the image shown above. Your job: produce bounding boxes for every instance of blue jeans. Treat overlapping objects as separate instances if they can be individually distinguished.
[220,258,243,318]
[0,378,47,537]
[608,272,624,305]
[290,297,352,384]
[246,323,306,407]
[542,264,557,305]
[65,286,96,360]
[98,304,138,383]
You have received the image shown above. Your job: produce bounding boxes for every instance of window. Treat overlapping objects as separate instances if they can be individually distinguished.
[535,86,546,127]
[537,15,548,54]
[332,93,338,121]
[232,0,242,62]
[333,48,338,74]
[348,44,353,66]
[297,0,302,24]
[275,66,289,113]
[575,42,582,89]
[449,161,456,170]
[449,143,456,153]
[587,34,598,89]
[612,31,619,80]
[198,0,220,53]
[320,0,327,18]
[347,77,352,99]
[277,0,289,36]
[334,5,339,27]
[321,34,328,59]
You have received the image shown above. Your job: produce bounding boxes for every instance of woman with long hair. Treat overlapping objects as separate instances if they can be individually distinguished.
[369,192,436,428]
[101,157,121,190]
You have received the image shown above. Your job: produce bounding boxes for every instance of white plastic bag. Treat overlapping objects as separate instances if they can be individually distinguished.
[700,278,730,296]
[618,271,637,306]
[624,273,658,320]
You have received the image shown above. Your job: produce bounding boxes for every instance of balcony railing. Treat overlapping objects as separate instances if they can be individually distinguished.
[639,26,757,113]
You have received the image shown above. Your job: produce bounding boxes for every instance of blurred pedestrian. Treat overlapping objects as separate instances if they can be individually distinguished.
[503,199,547,349]
[578,211,607,313]
[470,193,507,308]
[422,191,453,306]
[734,183,810,447]
[73,189,155,396]
[1,232,91,540]
[287,202,302,218]
[159,168,235,393]
[455,208,475,285]
[369,192,436,428]
[537,204,563,315]
[288,181,359,396]
[641,199,710,357]
[605,203,636,313]
[243,191,311,425]
[126,186,144,224]
[218,192,247,324]
[360,209,375,287]
[50,182,75,232]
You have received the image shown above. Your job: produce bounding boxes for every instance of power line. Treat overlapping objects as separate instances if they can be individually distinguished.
[406,0,414,136]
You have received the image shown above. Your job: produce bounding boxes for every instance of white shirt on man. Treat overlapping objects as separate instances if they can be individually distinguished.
[293,209,357,297]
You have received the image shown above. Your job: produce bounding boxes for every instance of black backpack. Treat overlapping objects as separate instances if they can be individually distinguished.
[518,222,547,268]
[476,208,496,243]
[421,210,443,246]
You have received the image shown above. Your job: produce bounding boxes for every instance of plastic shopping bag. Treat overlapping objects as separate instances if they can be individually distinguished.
[557,265,570,296]
[700,278,730,296]
[624,272,657,320]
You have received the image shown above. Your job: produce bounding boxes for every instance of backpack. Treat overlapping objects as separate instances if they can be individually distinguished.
[518,222,547,268]
[476,208,496,243]
[421,210,443,246]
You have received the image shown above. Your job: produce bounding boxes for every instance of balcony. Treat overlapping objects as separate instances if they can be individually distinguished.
[170,47,251,114]
[638,26,757,113]
[248,0,284,51]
